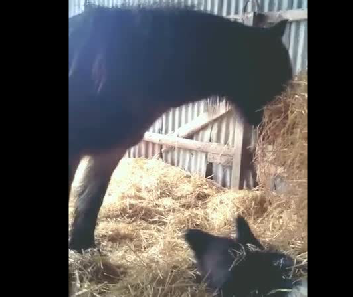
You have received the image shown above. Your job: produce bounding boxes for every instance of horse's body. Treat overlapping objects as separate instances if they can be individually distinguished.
[184,215,307,297]
[69,5,292,251]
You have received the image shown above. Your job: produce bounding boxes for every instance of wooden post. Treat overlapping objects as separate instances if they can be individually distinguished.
[242,125,258,189]
[230,12,255,190]
[231,113,255,190]
[242,11,267,27]
[242,12,255,26]
[230,10,265,190]
[231,114,245,190]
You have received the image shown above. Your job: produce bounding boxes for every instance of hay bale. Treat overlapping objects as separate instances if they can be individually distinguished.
[253,71,307,256]
[254,72,307,194]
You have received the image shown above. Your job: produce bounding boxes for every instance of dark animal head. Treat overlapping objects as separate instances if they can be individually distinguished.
[228,20,293,126]
[184,216,296,297]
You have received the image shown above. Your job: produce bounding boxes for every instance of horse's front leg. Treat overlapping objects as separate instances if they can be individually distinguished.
[69,148,126,252]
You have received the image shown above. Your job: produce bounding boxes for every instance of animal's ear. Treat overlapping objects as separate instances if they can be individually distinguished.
[234,215,264,249]
[184,229,238,289]
[269,19,288,38]
[184,228,237,267]
[184,229,216,257]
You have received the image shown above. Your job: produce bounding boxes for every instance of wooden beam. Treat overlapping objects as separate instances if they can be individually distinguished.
[242,127,258,189]
[144,132,234,156]
[264,9,307,23]
[231,116,245,190]
[267,9,307,23]
[227,9,307,23]
[150,106,231,159]
[242,12,255,26]
[158,106,231,155]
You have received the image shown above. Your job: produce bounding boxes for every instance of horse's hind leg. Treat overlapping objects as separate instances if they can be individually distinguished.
[69,148,126,252]
[69,154,81,202]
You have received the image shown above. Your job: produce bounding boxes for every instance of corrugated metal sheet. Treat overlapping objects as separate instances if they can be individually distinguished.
[68,0,84,17]
[69,0,307,73]
[69,0,307,188]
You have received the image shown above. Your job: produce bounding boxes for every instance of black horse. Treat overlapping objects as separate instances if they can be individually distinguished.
[69,4,293,251]
[184,215,307,297]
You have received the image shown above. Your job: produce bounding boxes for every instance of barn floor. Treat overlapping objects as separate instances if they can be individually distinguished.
[69,157,307,297]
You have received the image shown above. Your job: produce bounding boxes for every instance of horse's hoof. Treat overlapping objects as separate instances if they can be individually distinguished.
[68,240,96,253]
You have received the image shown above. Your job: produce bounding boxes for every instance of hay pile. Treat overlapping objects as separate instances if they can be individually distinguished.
[253,71,308,257]
[69,73,308,296]
[70,158,220,296]
[255,72,307,190]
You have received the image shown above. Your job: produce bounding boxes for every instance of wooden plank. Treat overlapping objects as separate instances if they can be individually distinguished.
[230,113,256,190]
[242,11,266,28]
[230,10,257,189]
[152,106,231,158]
[265,9,307,23]
[209,106,221,185]
[242,126,257,189]
[227,9,307,23]
[144,132,234,156]
[242,12,255,26]
[231,116,245,189]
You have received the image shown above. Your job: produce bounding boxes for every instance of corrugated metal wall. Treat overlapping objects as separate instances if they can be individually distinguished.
[69,0,307,188]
